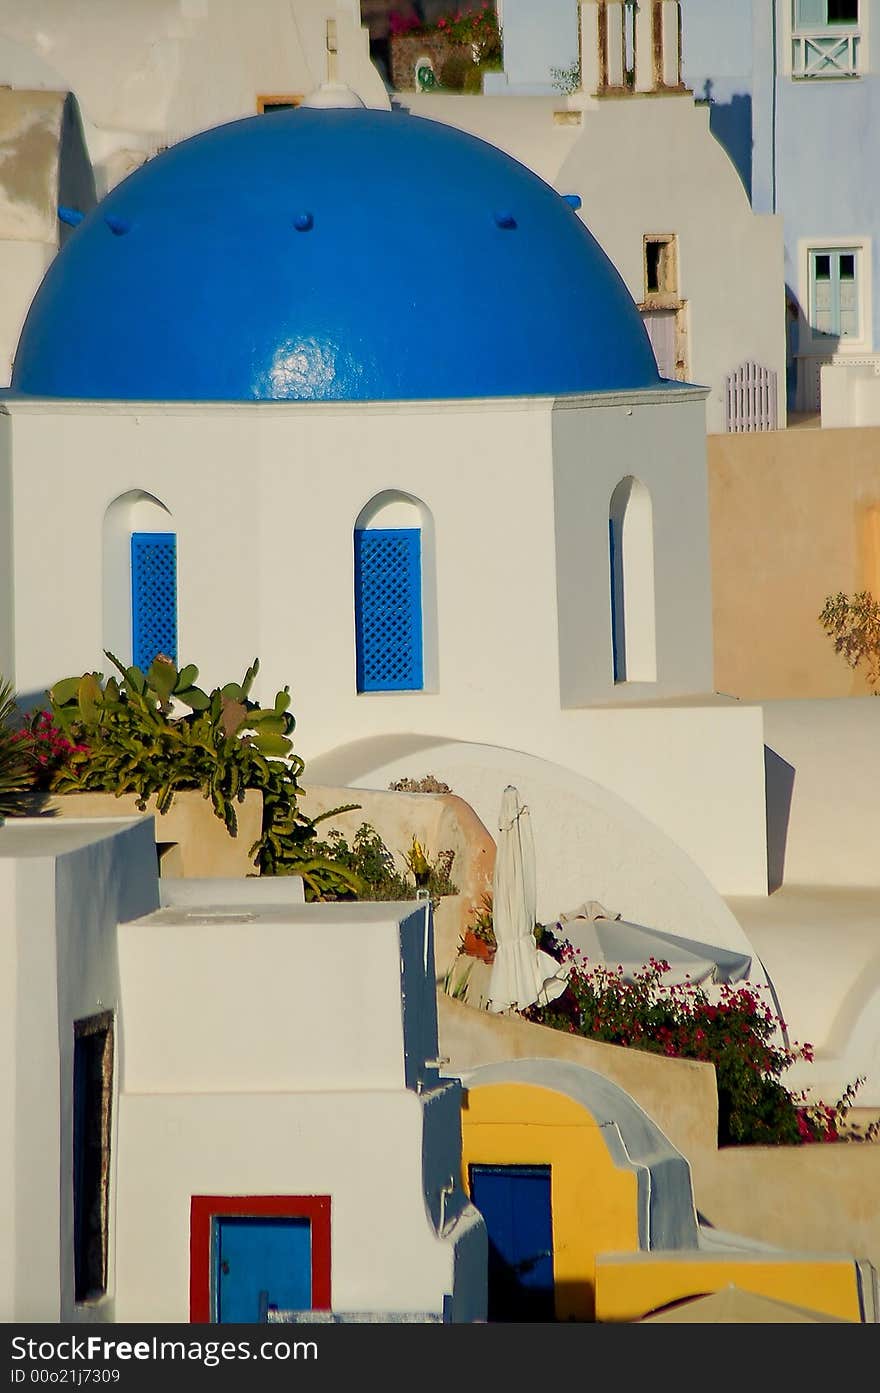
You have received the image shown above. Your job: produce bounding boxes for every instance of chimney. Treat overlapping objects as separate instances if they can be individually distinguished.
[580,1,684,97]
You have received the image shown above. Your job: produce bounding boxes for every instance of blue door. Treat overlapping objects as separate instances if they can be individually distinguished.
[215,1217,312,1323]
[469,1165,554,1321]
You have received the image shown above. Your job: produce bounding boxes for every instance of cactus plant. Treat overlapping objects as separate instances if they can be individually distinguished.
[43,653,361,897]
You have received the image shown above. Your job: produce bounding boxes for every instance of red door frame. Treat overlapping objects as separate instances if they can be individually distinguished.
[190,1195,331,1323]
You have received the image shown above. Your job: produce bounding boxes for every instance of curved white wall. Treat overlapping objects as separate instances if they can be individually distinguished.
[307,732,759,958]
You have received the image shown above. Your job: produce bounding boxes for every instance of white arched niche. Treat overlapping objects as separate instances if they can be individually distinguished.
[103,489,176,669]
[353,490,438,693]
[609,476,657,684]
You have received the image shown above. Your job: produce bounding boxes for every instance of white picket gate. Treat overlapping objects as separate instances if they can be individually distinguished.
[725,361,778,432]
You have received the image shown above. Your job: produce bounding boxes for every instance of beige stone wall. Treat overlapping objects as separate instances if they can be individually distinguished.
[44,789,262,878]
[299,785,496,974]
[390,34,472,89]
[709,426,880,699]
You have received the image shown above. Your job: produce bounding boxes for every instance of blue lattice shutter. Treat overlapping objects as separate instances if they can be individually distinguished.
[131,532,178,671]
[354,528,423,692]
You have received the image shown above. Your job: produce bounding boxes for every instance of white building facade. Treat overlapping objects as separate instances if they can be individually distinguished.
[401,0,787,435]
[0,816,484,1323]
[679,0,880,417]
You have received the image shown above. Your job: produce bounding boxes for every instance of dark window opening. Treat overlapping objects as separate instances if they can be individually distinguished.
[814,253,832,280]
[644,236,677,297]
[646,241,663,294]
[73,1014,113,1303]
[840,253,856,280]
[257,95,303,113]
[827,1,858,24]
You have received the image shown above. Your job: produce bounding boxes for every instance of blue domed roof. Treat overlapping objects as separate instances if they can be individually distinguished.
[12,107,662,402]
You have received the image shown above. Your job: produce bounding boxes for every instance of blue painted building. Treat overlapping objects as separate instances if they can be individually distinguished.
[679,0,880,411]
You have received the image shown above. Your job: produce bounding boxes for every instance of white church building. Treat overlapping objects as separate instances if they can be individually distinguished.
[0,93,878,1109]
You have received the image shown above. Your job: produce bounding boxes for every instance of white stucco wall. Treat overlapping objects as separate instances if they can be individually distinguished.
[400,88,786,434]
[485,0,578,94]
[307,735,761,953]
[0,2,388,149]
[821,361,880,428]
[118,900,438,1093]
[0,816,158,1322]
[680,0,880,410]
[0,89,95,385]
[114,1087,483,1323]
[0,820,485,1322]
[0,392,769,897]
[759,698,880,889]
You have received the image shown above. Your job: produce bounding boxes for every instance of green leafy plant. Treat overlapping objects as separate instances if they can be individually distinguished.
[819,590,880,692]
[47,654,292,832]
[0,679,37,816]
[309,822,458,902]
[404,835,431,886]
[43,653,361,899]
[442,958,473,1001]
[463,890,496,949]
[523,949,858,1147]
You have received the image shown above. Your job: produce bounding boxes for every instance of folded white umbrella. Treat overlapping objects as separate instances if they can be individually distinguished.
[549,902,752,987]
[487,786,568,1013]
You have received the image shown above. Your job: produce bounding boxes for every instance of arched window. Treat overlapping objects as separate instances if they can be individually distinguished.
[103,491,177,670]
[609,476,657,683]
[353,492,436,693]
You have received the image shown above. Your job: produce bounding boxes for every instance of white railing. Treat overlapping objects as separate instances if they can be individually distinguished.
[725,362,779,433]
[792,30,861,78]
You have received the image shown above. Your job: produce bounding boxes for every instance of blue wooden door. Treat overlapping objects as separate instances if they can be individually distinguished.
[469,1165,554,1321]
[215,1217,312,1323]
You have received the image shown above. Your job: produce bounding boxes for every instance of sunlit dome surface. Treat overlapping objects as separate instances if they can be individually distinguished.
[12,107,662,402]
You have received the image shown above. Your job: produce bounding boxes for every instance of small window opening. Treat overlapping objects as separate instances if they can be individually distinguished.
[644,236,677,298]
[646,242,663,294]
[257,95,303,113]
[827,1,858,24]
[73,1014,113,1303]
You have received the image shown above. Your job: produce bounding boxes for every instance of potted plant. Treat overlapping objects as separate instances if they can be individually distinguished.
[460,890,496,963]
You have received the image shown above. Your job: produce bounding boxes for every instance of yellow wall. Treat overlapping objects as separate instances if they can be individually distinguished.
[461,1080,873,1325]
[595,1254,864,1323]
[708,426,880,699]
[460,1083,640,1321]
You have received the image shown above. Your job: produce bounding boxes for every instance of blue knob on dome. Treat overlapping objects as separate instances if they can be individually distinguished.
[494,210,517,229]
[293,212,314,231]
[562,193,582,210]
[104,214,131,236]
